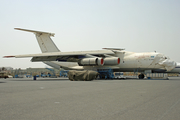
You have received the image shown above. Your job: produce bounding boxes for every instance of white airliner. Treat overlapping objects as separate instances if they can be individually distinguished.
[4,28,179,79]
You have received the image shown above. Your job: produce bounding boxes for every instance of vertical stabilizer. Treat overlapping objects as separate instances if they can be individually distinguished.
[15,28,60,53]
[35,33,60,53]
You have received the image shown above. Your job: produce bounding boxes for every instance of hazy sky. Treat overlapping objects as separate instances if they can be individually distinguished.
[0,0,180,69]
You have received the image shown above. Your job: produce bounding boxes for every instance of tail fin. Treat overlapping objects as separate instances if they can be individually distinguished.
[14,28,60,53]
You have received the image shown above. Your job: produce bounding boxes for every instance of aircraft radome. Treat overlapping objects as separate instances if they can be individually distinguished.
[4,28,179,79]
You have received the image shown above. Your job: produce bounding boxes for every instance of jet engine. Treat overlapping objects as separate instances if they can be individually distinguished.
[79,58,104,66]
[104,57,120,65]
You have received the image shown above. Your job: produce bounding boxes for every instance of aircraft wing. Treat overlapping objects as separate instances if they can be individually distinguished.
[4,50,115,62]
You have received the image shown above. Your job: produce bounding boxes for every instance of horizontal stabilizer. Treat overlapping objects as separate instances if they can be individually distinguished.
[14,28,55,37]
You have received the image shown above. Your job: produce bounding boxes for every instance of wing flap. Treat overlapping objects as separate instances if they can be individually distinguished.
[31,56,80,62]
[103,48,125,51]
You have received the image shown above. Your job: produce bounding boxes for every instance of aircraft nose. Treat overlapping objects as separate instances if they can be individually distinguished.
[156,53,176,71]
[158,59,176,71]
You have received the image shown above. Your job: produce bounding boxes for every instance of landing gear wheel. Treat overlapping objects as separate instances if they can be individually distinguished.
[138,74,144,79]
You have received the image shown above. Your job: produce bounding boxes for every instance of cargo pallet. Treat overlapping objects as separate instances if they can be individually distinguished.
[60,70,69,77]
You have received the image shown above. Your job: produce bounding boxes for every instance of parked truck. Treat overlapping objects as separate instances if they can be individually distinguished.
[0,72,8,79]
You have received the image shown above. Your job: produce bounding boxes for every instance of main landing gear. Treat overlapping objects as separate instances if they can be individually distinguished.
[138,73,145,79]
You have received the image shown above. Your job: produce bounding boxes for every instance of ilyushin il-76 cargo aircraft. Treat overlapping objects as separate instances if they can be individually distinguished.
[4,28,180,79]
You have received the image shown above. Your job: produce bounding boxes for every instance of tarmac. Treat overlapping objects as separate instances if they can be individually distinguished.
[1,77,180,120]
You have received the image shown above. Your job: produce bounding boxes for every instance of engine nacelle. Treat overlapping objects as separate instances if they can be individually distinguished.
[104,57,120,65]
[79,58,104,66]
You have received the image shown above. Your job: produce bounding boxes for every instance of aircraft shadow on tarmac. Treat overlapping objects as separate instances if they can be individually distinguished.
[10,78,69,81]
[0,82,6,83]
[9,78,134,82]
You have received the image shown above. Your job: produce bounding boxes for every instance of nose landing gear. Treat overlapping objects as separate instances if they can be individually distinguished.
[138,73,145,79]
